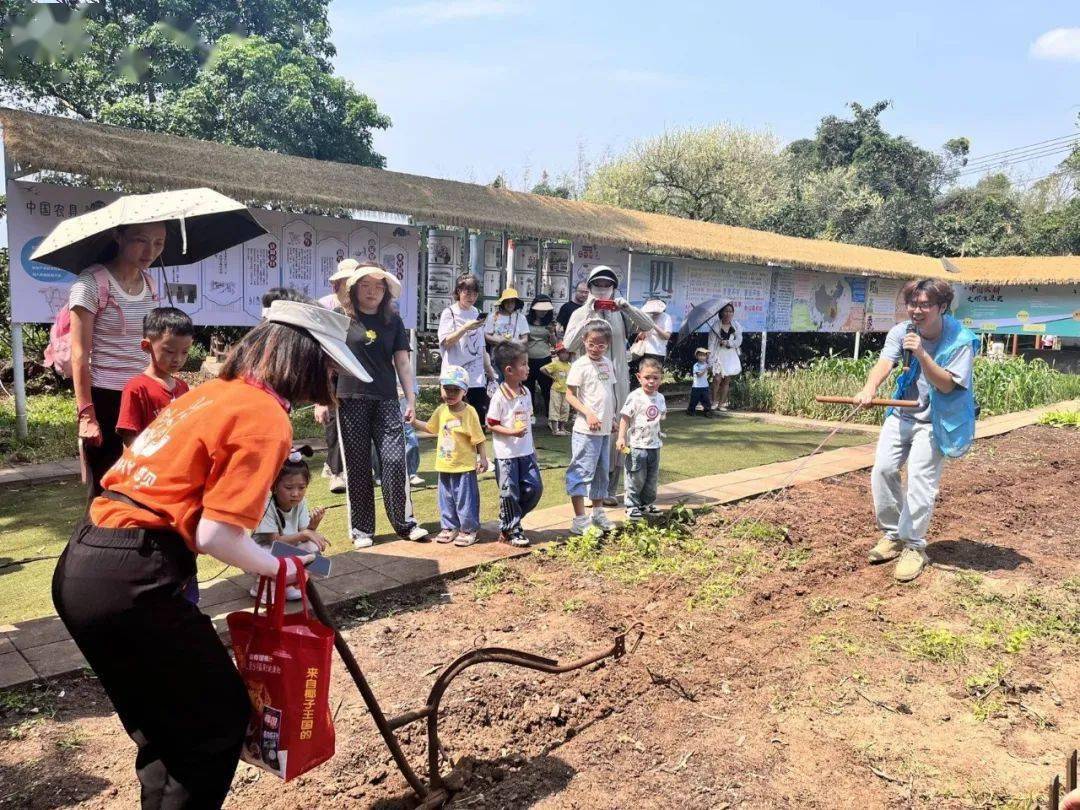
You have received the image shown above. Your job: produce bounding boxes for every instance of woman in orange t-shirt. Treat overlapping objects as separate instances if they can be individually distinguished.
[51,301,368,809]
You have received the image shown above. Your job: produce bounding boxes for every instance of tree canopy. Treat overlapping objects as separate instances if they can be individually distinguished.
[0,0,389,166]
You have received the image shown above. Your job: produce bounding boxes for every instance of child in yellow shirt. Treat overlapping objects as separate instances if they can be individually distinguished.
[410,365,488,546]
[541,343,572,436]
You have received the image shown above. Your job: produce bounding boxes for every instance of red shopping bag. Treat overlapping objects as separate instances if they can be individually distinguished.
[227,558,336,781]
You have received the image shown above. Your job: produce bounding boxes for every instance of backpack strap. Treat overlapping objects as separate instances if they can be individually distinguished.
[91,266,126,333]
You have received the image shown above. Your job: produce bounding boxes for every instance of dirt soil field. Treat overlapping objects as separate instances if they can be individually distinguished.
[1,425,1077,809]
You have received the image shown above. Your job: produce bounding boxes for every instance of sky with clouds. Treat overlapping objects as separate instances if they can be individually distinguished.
[328,0,1080,189]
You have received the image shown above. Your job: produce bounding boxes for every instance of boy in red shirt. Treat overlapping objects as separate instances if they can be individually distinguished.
[116,307,194,445]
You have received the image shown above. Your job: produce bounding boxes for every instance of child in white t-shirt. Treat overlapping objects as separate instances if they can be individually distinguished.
[616,357,667,520]
[486,343,543,547]
[564,320,618,535]
[251,446,329,601]
[687,347,714,417]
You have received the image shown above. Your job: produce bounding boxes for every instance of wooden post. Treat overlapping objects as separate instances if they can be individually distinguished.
[1011,334,1019,356]
[854,331,861,360]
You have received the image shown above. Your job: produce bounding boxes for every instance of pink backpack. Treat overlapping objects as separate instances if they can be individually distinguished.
[44,266,160,378]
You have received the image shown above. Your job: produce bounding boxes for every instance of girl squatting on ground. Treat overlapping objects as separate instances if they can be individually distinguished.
[856,278,979,583]
[249,445,330,601]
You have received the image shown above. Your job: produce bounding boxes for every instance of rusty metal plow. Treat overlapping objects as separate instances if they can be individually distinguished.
[306,581,643,808]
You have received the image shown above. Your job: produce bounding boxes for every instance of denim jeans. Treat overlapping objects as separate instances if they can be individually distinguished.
[623,447,660,516]
[565,432,611,500]
[871,415,945,550]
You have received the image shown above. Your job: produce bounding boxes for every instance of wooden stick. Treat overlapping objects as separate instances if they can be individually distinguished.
[814,395,920,408]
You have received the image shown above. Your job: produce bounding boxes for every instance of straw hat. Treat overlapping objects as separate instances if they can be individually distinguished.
[341,258,402,299]
[495,287,524,310]
[642,299,667,314]
[266,300,371,382]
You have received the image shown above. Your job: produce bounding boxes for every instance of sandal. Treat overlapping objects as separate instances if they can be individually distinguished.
[435,529,457,544]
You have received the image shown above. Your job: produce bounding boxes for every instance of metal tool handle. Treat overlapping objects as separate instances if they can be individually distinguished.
[815,395,919,408]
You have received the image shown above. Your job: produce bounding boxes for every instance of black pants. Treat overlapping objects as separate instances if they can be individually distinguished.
[688,387,712,413]
[85,387,124,501]
[324,416,342,476]
[526,357,553,420]
[52,523,249,808]
[466,386,490,427]
[338,397,417,537]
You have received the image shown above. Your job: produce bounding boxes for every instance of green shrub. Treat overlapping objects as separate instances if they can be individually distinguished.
[1039,409,1080,428]
[730,353,1080,424]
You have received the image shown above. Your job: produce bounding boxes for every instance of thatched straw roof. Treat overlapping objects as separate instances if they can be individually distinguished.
[3,107,1079,285]
[946,256,1080,286]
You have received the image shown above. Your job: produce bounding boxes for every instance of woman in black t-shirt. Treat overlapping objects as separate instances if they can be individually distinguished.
[337,261,429,548]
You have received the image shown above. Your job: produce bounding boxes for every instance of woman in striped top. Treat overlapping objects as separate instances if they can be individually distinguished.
[69,222,166,497]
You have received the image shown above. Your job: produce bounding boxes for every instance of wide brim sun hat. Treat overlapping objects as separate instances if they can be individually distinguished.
[495,287,524,310]
[530,294,554,312]
[266,300,372,382]
[328,259,359,284]
[439,365,470,390]
[343,260,403,299]
[642,299,667,314]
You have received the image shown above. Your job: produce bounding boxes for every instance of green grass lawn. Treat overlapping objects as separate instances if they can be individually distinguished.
[0,413,869,625]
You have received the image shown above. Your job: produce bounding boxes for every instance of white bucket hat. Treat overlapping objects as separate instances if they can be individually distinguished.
[341,258,402,299]
[266,300,372,382]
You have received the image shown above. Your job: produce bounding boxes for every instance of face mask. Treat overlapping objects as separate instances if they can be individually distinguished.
[590,283,615,301]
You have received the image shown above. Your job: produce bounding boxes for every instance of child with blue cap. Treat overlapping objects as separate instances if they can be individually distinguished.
[409,364,488,546]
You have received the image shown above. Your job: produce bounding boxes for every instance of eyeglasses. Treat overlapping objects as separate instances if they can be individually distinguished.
[905,301,938,311]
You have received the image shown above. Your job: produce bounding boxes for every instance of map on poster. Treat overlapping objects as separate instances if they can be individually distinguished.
[7,181,420,327]
[783,272,867,332]
[953,284,1080,337]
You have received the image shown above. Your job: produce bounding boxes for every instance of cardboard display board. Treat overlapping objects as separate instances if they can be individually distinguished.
[425,230,461,330]
[7,181,420,327]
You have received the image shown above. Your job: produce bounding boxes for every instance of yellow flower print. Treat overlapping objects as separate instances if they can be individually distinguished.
[363,329,377,345]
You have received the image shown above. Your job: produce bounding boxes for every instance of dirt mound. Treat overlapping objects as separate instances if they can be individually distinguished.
[1,425,1077,809]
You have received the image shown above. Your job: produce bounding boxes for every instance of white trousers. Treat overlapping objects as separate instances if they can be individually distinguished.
[871,415,945,550]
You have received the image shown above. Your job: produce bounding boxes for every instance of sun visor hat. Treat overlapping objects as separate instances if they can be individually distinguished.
[267,300,372,382]
[587,265,619,287]
[346,263,403,299]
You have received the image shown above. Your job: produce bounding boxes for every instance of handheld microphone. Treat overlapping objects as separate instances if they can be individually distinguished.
[902,322,918,371]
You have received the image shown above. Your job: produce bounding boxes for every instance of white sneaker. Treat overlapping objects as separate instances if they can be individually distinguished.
[329,473,346,494]
[592,508,615,532]
[570,514,592,535]
[351,529,373,549]
[285,585,303,601]
[409,474,425,486]
[407,525,430,542]
[322,463,332,479]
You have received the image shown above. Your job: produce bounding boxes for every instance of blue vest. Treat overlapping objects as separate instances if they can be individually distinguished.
[887,315,980,458]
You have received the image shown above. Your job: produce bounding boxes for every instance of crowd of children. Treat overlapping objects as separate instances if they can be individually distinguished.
[107,293,683,606]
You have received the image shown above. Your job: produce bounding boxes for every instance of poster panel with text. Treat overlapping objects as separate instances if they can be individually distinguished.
[953,284,1080,337]
[6,181,420,327]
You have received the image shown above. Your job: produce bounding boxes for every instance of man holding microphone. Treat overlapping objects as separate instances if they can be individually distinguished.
[855,279,979,582]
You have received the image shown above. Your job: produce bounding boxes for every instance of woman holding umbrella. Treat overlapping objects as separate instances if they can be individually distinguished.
[68,223,167,496]
[707,302,742,410]
[53,299,369,808]
[35,189,267,498]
